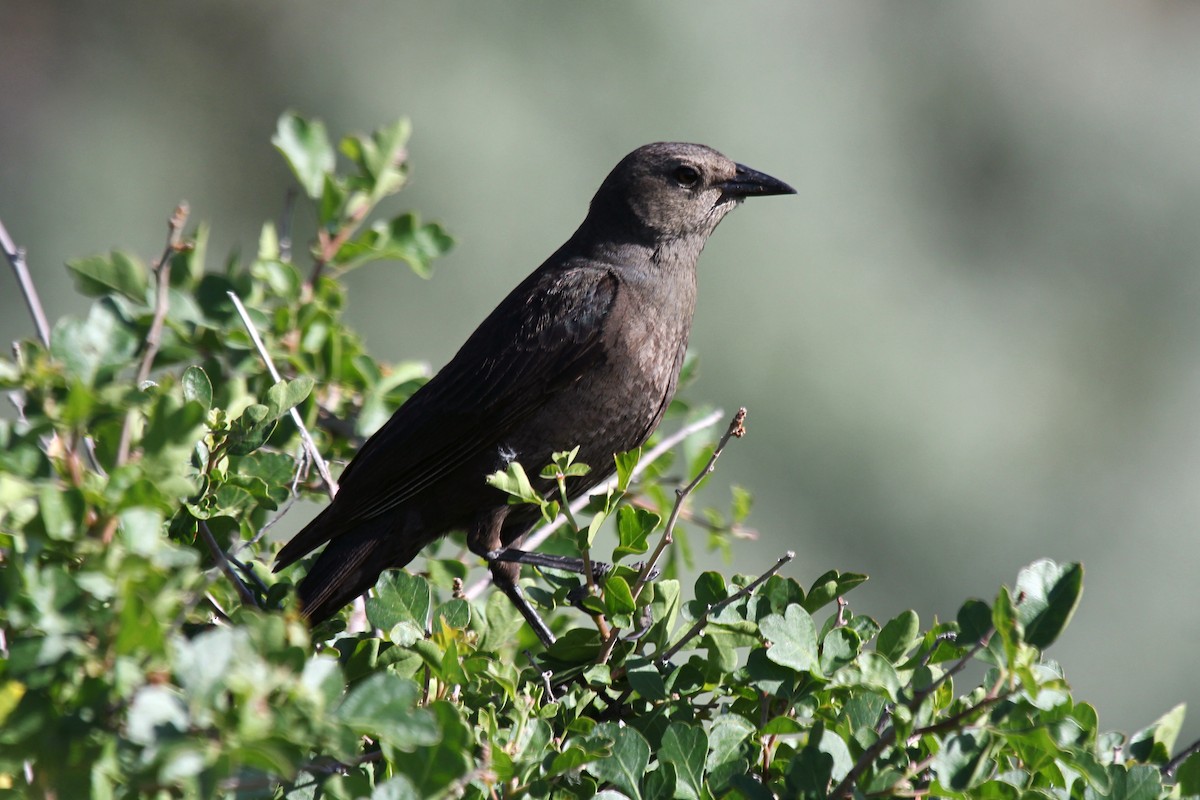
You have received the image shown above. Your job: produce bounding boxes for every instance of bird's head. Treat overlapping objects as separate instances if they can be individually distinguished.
[589,142,795,241]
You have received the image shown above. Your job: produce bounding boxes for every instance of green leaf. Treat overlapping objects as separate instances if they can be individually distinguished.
[730,484,753,521]
[604,575,636,619]
[759,604,819,673]
[340,117,411,200]
[181,365,212,410]
[486,461,542,505]
[957,598,993,645]
[613,506,658,563]
[1016,560,1083,649]
[226,403,275,456]
[1084,765,1162,800]
[876,609,919,661]
[66,250,149,303]
[589,722,650,800]
[706,714,755,771]
[694,571,727,606]
[126,686,189,746]
[336,213,453,278]
[337,673,439,751]
[264,375,314,420]
[820,626,860,674]
[1177,752,1200,797]
[932,731,994,791]
[434,598,471,631]
[625,658,667,702]
[832,653,902,701]
[367,571,432,631]
[661,722,708,800]
[992,585,1020,666]
[394,701,472,794]
[803,569,868,614]
[39,484,85,541]
[273,112,335,198]
[50,299,139,387]
[371,776,420,800]
[1127,703,1185,765]
[614,448,641,492]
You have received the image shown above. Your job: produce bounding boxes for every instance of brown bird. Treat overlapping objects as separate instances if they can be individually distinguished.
[274,142,794,644]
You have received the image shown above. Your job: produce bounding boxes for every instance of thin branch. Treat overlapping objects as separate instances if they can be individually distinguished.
[198,521,259,608]
[226,551,271,596]
[218,750,384,793]
[0,216,51,347]
[305,201,371,296]
[116,204,188,466]
[633,408,747,600]
[463,408,726,601]
[630,495,757,541]
[655,550,794,665]
[1164,736,1200,779]
[597,408,747,664]
[225,290,338,498]
[828,630,995,799]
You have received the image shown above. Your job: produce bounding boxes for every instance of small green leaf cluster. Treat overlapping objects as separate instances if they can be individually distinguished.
[1,113,1196,799]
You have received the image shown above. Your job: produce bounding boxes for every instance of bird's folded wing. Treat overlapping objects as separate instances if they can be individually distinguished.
[275,265,620,565]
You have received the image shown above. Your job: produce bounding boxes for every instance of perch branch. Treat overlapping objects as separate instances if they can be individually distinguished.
[116,204,188,466]
[463,408,726,601]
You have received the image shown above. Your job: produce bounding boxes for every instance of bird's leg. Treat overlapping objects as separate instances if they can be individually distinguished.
[487,548,609,579]
[490,557,557,646]
[468,507,558,646]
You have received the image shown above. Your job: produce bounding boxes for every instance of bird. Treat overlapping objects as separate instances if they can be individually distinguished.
[274,142,795,645]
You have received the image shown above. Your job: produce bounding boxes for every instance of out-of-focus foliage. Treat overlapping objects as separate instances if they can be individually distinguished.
[1,114,1195,799]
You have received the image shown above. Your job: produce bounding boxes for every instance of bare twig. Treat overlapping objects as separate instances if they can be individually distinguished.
[226,551,271,595]
[218,750,383,793]
[632,408,746,600]
[1164,736,1200,779]
[305,201,371,296]
[116,204,189,466]
[225,290,338,498]
[656,550,794,665]
[0,216,51,347]
[463,408,726,601]
[597,408,747,664]
[198,521,259,608]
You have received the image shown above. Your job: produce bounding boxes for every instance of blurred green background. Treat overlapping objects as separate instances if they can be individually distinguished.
[4,2,1199,743]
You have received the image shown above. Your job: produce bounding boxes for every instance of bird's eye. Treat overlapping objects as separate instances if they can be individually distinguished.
[673,165,701,188]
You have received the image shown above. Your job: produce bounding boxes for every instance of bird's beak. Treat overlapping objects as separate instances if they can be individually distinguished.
[718,163,796,199]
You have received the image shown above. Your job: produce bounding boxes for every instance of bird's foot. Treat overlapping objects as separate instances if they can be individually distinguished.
[486,547,660,583]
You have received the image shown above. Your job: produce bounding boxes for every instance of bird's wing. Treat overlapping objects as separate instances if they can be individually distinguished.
[277,264,620,562]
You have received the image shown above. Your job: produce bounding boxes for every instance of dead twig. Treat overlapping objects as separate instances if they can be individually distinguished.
[0,215,51,347]
[116,204,189,466]
[198,521,260,608]
[225,291,338,499]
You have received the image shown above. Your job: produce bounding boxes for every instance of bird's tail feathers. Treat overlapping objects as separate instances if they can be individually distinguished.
[294,518,424,624]
[273,503,345,572]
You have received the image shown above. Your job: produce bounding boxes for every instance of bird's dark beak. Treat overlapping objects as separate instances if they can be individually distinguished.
[718,163,796,199]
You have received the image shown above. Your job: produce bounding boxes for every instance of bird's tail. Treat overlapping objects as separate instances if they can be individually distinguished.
[295,519,425,623]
